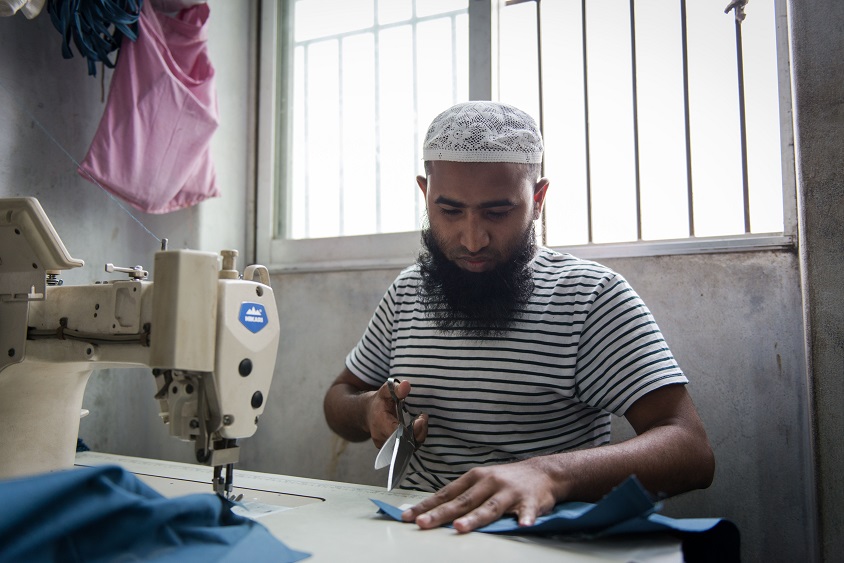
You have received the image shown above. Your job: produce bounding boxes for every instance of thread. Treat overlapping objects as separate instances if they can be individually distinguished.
[0,80,162,244]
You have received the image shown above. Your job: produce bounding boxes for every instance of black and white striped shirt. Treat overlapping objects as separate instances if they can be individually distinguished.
[346,248,687,492]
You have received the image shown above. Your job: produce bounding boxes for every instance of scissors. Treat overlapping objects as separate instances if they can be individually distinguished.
[374,377,418,491]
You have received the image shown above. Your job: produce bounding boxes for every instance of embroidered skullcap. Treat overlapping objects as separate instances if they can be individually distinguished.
[422,101,543,164]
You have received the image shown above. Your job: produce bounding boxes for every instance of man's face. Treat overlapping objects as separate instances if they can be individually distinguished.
[416,161,547,270]
[415,161,549,336]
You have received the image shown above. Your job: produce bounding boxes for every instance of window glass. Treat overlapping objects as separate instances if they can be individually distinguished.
[686,0,745,237]
[635,0,690,241]
[416,0,468,18]
[378,0,412,25]
[742,0,785,234]
[584,0,638,243]
[295,0,374,41]
[284,0,469,239]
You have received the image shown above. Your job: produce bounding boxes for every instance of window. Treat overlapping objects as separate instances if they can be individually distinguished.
[283,0,468,240]
[256,0,794,270]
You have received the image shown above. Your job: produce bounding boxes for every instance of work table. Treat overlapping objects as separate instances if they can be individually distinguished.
[75,451,683,562]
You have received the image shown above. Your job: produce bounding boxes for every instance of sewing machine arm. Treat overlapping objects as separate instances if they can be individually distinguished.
[0,198,279,497]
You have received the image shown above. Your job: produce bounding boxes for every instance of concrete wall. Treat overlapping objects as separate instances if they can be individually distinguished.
[3,1,840,562]
[789,1,844,561]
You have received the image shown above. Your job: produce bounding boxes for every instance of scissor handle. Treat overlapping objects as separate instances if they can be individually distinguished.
[387,377,408,429]
[388,377,419,451]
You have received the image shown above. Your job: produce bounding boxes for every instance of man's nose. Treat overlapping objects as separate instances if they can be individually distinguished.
[460,216,489,253]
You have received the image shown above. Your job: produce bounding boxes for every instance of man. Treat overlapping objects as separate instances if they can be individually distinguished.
[323,101,714,533]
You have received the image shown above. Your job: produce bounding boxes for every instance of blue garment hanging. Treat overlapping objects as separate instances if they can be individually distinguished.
[46,0,143,76]
[0,464,311,562]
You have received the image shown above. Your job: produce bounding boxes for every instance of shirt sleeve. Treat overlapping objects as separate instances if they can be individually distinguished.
[574,272,688,415]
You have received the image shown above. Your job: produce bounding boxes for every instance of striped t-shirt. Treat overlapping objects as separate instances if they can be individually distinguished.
[345,248,687,492]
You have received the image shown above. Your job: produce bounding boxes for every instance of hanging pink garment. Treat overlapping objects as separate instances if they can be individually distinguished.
[78,1,219,214]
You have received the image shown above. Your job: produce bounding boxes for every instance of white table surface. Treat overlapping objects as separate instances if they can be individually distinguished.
[75,452,683,563]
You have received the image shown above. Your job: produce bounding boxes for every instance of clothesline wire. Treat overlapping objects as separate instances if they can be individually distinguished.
[0,79,162,244]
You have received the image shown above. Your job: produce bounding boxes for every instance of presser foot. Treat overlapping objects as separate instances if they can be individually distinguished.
[213,463,243,501]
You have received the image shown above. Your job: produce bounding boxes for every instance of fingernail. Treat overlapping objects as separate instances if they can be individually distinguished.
[416,514,431,526]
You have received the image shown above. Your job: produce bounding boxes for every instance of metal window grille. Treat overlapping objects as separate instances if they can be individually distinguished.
[500,0,787,247]
[280,0,469,240]
[277,0,789,252]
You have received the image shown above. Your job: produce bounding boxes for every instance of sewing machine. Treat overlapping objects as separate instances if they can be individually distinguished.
[0,197,279,496]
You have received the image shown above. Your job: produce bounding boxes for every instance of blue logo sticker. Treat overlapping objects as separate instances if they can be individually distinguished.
[239,302,268,333]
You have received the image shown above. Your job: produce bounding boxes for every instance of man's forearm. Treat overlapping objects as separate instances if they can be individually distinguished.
[403,419,713,533]
[323,382,375,442]
[530,421,714,502]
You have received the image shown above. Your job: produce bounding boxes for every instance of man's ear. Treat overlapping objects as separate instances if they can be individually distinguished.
[532,178,549,220]
[416,175,428,198]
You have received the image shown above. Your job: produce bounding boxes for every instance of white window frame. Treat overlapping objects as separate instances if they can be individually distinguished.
[256,0,796,273]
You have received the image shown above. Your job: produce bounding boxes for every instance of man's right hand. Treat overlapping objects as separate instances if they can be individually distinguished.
[324,368,428,447]
[367,378,428,449]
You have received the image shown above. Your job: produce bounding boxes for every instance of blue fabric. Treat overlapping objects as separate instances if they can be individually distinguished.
[46,0,143,76]
[373,475,738,541]
[0,464,310,563]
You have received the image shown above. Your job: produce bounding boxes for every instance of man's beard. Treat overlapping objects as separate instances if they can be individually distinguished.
[417,224,537,337]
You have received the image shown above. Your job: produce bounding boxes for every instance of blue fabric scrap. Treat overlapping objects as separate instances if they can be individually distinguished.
[0,464,310,563]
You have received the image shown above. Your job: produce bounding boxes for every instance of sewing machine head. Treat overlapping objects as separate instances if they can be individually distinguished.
[0,198,279,496]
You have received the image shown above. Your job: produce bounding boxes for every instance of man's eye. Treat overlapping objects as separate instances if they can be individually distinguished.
[440,208,461,216]
[487,210,511,219]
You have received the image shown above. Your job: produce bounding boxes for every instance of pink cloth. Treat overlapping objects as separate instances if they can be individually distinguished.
[78,1,219,214]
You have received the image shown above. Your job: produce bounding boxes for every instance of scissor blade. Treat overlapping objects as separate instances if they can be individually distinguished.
[375,427,400,470]
[387,434,414,491]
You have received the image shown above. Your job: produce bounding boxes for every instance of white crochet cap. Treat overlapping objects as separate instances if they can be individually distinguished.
[422,101,543,164]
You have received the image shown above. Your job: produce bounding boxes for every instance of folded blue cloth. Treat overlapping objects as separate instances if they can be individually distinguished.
[372,476,659,535]
[372,475,739,561]
[0,464,310,563]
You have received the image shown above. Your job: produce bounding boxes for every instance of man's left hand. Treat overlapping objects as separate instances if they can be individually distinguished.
[400,458,560,533]
[399,385,714,533]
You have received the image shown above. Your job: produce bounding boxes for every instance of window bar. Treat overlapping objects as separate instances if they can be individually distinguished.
[451,13,459,104]
[412,8,420,229]
[303,44,311,238]
[733,14,751,233]
[338,38,346,236]
[535,0,547,246]
[581,0,594,243]
[506,0,547,242]
[373,6,383,234]
[680,0,695,237]
[505,0,546,242]
[629,0,642,241]
[444,12,460,231]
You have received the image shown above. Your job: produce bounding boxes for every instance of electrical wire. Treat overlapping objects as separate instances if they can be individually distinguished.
[0,80,162,245]
[27,326,149,344]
